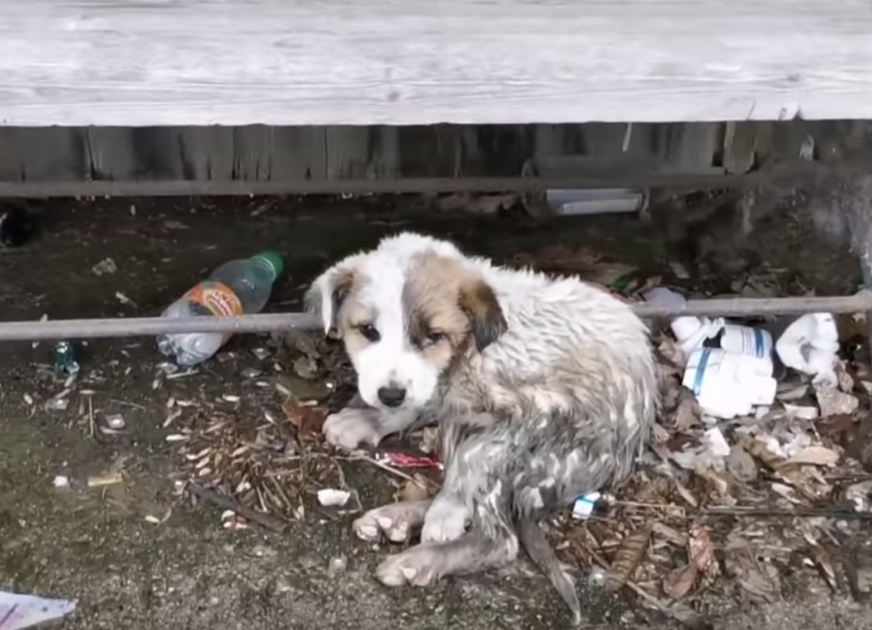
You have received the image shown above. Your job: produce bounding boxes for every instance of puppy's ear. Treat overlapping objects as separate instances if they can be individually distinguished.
[304,263,357,337]
[458,278,507,352]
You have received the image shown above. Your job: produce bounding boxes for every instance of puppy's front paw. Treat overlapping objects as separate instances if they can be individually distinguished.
[376,544,445,587]
[421,498,469,543]
[322,407,382,450]
[353,501,430,543]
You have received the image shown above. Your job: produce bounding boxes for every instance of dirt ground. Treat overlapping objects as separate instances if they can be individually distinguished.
[0,195,870,630]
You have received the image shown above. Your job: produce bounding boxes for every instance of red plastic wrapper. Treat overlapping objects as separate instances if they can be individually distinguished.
[376,451,443,470]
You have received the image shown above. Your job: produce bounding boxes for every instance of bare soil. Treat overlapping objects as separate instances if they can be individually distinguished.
[0,195,869,630]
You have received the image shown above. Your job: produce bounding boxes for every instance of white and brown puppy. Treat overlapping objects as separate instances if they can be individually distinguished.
[305,232,659,624]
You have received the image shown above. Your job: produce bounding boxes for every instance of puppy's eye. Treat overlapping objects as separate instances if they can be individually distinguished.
[426,331,445,344]
[359,324,381,342]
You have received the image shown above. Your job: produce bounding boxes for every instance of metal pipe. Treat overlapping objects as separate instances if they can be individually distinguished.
[1,292,869,343]
[0,173,767,199]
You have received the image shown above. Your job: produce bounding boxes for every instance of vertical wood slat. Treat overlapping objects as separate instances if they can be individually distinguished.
[0,122,829,186]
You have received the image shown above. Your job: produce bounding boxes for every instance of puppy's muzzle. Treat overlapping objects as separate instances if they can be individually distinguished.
[377,386,407,408]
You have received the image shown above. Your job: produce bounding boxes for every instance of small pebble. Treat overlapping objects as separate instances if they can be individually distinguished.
[327,555,348,578]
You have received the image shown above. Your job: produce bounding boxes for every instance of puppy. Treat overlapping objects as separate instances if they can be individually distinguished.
[305,232,659,624]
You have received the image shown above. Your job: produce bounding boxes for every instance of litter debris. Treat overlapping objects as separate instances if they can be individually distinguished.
[683,348,776,419]
[605,524,652,592]
[530,188,648,217]
[376,452,442,470]
[317,488,351,507]
[157,250,284,367]
[776,313,840,388]
[644,287,774,358]
[87,472,124,488]
[571,492,604,520]
[51,341,80,378]
[91,257,117,276]
[327,555,348,578]
[814,385,859,417]
[101,413,126,434]
[396,475,431,502]
[0,590,76,630]
[52,475,69,489]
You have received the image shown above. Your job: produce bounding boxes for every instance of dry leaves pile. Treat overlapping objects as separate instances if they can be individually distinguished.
[158,242,872,617]
[560,330,872,618]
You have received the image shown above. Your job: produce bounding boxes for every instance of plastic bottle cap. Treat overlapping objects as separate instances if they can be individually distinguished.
[252,250,284,282]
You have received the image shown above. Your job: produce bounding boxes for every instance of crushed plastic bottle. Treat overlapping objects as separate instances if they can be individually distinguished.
[157,251,283,367]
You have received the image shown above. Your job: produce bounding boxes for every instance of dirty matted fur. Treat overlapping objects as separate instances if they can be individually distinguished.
[305,232,659,624]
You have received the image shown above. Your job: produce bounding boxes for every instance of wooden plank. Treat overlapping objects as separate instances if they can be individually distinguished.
[0,1,870,127]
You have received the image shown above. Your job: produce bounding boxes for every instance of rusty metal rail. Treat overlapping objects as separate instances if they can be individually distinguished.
[0,292,868,343]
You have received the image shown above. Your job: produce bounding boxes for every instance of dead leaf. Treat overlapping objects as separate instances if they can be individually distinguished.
[396,474,431,502]
[605,524,653,591]
[727,445,758,483]
[672,392,702,432]
[739,435,786,471]
[282,402,326,434]
[688,525,715,574]
[804,534,839,593]
[673,479,699,508]
[293,355,319,379]
[784,445,840,468]
[658,337,687,370]
[723,545,783,604]
[815,386,859,417]
[663,563,698,599]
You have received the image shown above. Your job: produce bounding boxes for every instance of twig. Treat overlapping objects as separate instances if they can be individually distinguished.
[703,506,872,520]
[187,482,287,533]
[87,396,95,438]
[349,453,426,486]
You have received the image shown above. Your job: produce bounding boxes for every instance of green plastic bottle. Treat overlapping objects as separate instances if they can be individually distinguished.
[157,251,284,366]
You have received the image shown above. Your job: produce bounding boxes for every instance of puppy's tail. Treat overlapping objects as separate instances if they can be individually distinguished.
[517,518,582,627]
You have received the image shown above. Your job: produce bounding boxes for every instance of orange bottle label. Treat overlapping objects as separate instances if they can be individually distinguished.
[182,281,244,343]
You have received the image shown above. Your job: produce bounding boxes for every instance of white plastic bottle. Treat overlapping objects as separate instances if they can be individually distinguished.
[683,347,777,419]
[643,287,774,362]
[157,251,283,367]
[775,312,840,388]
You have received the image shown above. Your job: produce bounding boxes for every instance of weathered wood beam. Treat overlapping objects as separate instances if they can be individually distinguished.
[1,1,870,127]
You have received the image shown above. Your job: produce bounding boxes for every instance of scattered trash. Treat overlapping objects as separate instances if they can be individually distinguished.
[51,341,80,378]
[317,488,351,507]
[252,347,272,361]
[605,524,652,592]
[375,452,442,470]
[91,257,117,276]
[0,590,76,630]
[101,413,126,433]
[52,475,69,489]
[644,287,774,359]
[571,492,603,520]
[157,250,284,367]
[45,398,69,411]
[683,348,777,419]
[87,472,124,488]
[814,385,860,417]
[396,475,431,502]
[327,555,348,578]
[115,291,136,306]
[776,313,840,388]
[527,188,648,217]
[433,192,518,215]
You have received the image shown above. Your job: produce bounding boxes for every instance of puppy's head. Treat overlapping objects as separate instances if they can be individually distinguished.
[305,233,507,411]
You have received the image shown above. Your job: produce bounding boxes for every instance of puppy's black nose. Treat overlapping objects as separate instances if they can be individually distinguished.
[377,386,406,408]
